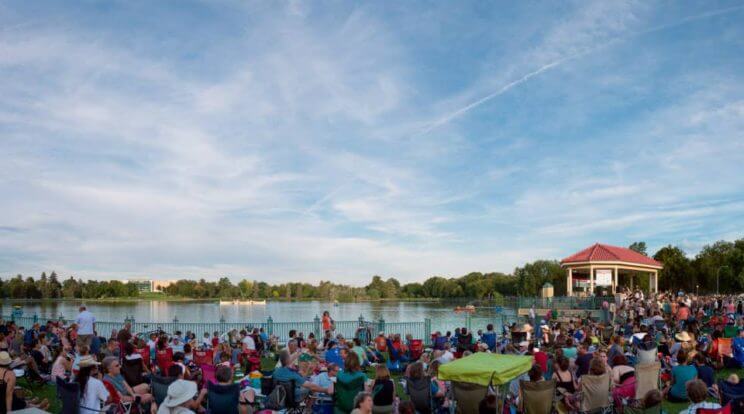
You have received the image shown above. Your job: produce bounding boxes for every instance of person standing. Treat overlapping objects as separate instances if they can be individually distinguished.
[76,306,96,349]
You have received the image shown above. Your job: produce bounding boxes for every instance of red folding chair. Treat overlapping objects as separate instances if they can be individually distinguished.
[200,363,217,387]
[156,348,173,375]
[135,347,150,368]
[193,349,214,366]
[698,403,731,414]
[409,339,423,360]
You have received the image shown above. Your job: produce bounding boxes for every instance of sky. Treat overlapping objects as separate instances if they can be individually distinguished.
[1,1,743,285]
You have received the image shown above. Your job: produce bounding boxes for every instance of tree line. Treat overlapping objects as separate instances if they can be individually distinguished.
[1,237,742,300]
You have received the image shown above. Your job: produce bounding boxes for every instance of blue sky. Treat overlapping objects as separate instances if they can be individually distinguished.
[1,1,743,284]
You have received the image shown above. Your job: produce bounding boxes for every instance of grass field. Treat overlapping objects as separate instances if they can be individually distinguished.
[20,358,743,413]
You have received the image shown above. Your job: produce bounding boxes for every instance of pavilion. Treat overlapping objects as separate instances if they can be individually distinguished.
[561,243,663,296]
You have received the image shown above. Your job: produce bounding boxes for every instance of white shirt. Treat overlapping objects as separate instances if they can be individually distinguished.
[241,335,256,351]
[80,377,109,414]
[157,406,196,414]
[76,311,96,335]
[680,401,721,414]
[438,350,454,364]
[148,339,157,351]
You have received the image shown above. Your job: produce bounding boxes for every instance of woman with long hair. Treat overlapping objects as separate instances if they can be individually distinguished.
[76,356,109,414]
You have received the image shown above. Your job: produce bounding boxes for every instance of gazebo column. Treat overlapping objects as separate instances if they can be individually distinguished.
[567,268,573,296]
[589,266,594,295]
[613,265,619,294]
[653,270,658,293]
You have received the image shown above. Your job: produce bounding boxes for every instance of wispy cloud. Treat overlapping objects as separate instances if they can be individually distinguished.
[1,1,742,284]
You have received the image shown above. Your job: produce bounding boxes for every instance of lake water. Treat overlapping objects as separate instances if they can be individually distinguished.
[1,300,519,335]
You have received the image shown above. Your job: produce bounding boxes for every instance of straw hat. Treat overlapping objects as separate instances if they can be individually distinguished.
[0,352,11,367]
[675,331,692,342]
[162,380,197,408]
[78,355,100,368]
[514,324,533,333]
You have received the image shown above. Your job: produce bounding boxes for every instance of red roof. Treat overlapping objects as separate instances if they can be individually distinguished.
[561,243,662,268]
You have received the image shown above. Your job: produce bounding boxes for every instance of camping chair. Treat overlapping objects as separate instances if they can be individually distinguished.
[156,348,173,375]
[718,338,733,364]
[207,381,240,414]
[632,362,661,403]
[698,404,732,414]
[135,347,151,369]
[201,364,217,387]
[405,377,433,414]
[121,357,145,386]
[102,379,135,414]
[333,374,365,414]
[409,339,424,360]
[577,372,612,414]
[451,380,489,414]
[273,379,302,414]
[56,377,110,414]
[520,379,556,414]
[151,374,177,406]
[194,349,214,366]
[718,379,744,406]
[385,338,403,372]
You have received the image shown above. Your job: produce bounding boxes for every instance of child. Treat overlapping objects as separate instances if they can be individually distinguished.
[212,331,220,348]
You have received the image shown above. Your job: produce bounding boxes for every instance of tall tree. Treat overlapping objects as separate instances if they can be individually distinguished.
[629,242,648,256]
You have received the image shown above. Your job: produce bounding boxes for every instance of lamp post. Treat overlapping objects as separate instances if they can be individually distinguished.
[717,265,729,295]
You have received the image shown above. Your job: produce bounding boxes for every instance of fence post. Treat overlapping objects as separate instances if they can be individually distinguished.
[466,312,472,331]
[313,315,321,338]
[267,316,273,336]
[173,316,179,333]
[33,313,38,324]
[424,318,431,345]
[220,315,226,335]
[58,314,64,325]
[378,317,385,334]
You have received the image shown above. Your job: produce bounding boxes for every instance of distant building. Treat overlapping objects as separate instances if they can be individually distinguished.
[121,279,178,293]
[151,280,176,293]
[122,279,152,293]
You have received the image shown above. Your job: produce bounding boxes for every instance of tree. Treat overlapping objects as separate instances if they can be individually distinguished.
[653,245,693,292]
[629,242,648,256]
[514,260,564,296]
[49,271,62,298]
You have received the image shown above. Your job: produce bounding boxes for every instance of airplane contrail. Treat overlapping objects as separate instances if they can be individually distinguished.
[417,4,744,136]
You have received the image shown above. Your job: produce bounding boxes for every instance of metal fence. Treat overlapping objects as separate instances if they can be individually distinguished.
[1,295,608,343]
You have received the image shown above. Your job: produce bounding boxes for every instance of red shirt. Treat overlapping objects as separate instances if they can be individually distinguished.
[533,351,548,373]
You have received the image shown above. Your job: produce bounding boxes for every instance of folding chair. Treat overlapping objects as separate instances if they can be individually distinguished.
[56,377,110,414]
[207,381,240,414]
[150,374,176,406]
[155,348,173,375]
[634,362,661,400]
[577,372,612,414]
[698,403,732,414]
[102,379,134,414]
[201,363,217,387]
[274,379,303,414]
[405,377,433,414]
[194,349,214,366]
[121,357,145,386]
[520,379,556,414]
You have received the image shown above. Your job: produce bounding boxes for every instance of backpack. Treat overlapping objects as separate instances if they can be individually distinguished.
[265,384,286,410]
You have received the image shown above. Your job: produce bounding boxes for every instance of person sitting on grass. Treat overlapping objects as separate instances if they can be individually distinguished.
[0,351,50,413]
[679,379,720,414]
[664,349,697,402]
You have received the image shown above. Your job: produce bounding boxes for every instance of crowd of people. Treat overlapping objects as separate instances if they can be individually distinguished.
[2,291,744,413]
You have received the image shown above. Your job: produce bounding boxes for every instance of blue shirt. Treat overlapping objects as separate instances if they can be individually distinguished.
[733,337,744,365]
[670,365,697,399]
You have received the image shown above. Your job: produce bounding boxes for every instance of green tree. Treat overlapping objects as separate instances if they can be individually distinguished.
[629,242,648,256]
[514,260,564,296]
[653,245,693,292]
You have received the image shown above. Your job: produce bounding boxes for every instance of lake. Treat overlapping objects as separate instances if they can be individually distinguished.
[1,299,519,335]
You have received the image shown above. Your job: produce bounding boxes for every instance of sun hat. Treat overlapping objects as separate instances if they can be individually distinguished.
[675,331,692,342]
[163,379,198,407]
[0,352,11,367]
[78,355,101,368]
